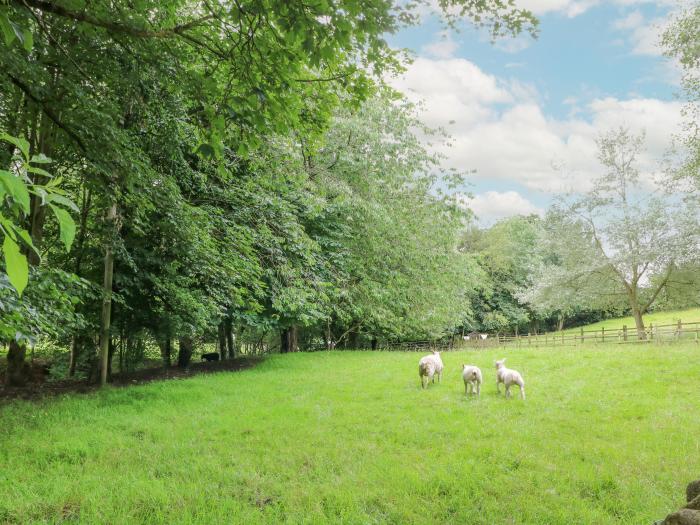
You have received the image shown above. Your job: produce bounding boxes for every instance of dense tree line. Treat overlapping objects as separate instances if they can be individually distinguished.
[0,0,537,385]
[1,1,698,388]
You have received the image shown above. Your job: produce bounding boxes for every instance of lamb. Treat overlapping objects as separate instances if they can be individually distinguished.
[495,358,525,399]
[462,364,482,396]
[418,350,444,389]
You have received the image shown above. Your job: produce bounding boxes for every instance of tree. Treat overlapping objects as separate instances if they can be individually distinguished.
[663,2,700,191]
[305,94,478,344]
[1,0,538,383]
[463,216,545,334]
[525,128,699,339]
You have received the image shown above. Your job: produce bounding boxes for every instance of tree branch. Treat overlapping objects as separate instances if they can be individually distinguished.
[7,73,87,152]
[641,264,675,314]
[17,0,214,38]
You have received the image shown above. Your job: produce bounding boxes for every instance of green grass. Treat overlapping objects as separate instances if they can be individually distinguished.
[1,345,699,524]
[561,307,700,334]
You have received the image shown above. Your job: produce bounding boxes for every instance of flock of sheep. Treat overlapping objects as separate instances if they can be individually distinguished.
[418,350,526,399]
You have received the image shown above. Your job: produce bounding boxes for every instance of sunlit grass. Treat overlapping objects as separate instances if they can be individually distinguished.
[561,307,700,334]
[1,345,698,524]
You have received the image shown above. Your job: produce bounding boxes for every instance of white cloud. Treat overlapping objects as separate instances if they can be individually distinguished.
[460,191,544,223]
[422,32,459,59]
[613,10,644,30]
[389,57,684,194]
[392,57,512,130]
[513,0,678,18]
[612,11,669,56]
[514,0,599,17]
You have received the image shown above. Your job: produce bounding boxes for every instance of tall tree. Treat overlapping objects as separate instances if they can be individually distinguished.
[663,2,700,191]
[525,128,699,339]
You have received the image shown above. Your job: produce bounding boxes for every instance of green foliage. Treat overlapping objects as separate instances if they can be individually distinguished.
[663,2,700,190]
[0,0,538,371]
[0,269,94,346]
[0,133,76,296]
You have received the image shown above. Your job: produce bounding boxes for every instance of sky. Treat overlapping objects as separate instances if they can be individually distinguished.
[387,0,687,224]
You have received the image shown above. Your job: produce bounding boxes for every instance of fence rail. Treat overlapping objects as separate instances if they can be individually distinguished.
[487,320,700,348]
[302,320,700,353]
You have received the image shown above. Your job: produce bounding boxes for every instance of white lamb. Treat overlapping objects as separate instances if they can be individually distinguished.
[418,350,444,389]
[462,364,482,396]
[495,358,525,399]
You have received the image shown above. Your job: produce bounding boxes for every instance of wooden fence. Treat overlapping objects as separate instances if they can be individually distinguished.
[380,339,455,352]
[485,320,700,349]
[302,320,700,352]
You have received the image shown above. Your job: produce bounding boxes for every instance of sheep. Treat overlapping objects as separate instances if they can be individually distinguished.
[462,364,482,396]
[494,358,525,399]
[418,350,444,389]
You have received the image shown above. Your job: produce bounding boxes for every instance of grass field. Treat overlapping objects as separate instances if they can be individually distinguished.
[1,344,699,524]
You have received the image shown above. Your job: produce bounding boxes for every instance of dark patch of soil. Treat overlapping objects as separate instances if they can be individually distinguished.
[0,356,262,404]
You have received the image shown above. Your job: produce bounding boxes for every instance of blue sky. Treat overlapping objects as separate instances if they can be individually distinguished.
[388,1,685,223]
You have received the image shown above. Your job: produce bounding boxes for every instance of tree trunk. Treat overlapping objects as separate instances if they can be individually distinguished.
[68,336,80,377]
[107,338,115,380]
[218,322,227,359]
[289,325,298,352]
[72,186,92,275]
[631,306,646,340]
[158,338,171,368]
[349,328,359,349]
[280,326,299,353]
[280,329,288,353]
[98,202,118,386]
[225,317,235,359]
[5,340,29,386]
[27,193,48,267]
[177,337,193,368]
[8,115,54,383]
[557,315,565,332]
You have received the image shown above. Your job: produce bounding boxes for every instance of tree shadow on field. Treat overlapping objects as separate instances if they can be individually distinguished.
[0,356,263,404]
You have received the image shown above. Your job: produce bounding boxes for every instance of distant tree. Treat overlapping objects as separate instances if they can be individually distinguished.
[525,128,699,339]
[462,215,553,334]
[663,2,700,191]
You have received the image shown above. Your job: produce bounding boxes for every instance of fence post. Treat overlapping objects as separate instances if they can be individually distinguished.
[623,325,627,342]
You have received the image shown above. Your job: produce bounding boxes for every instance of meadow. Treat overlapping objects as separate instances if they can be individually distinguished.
[1,344,699,524]
[559,307,700,335]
